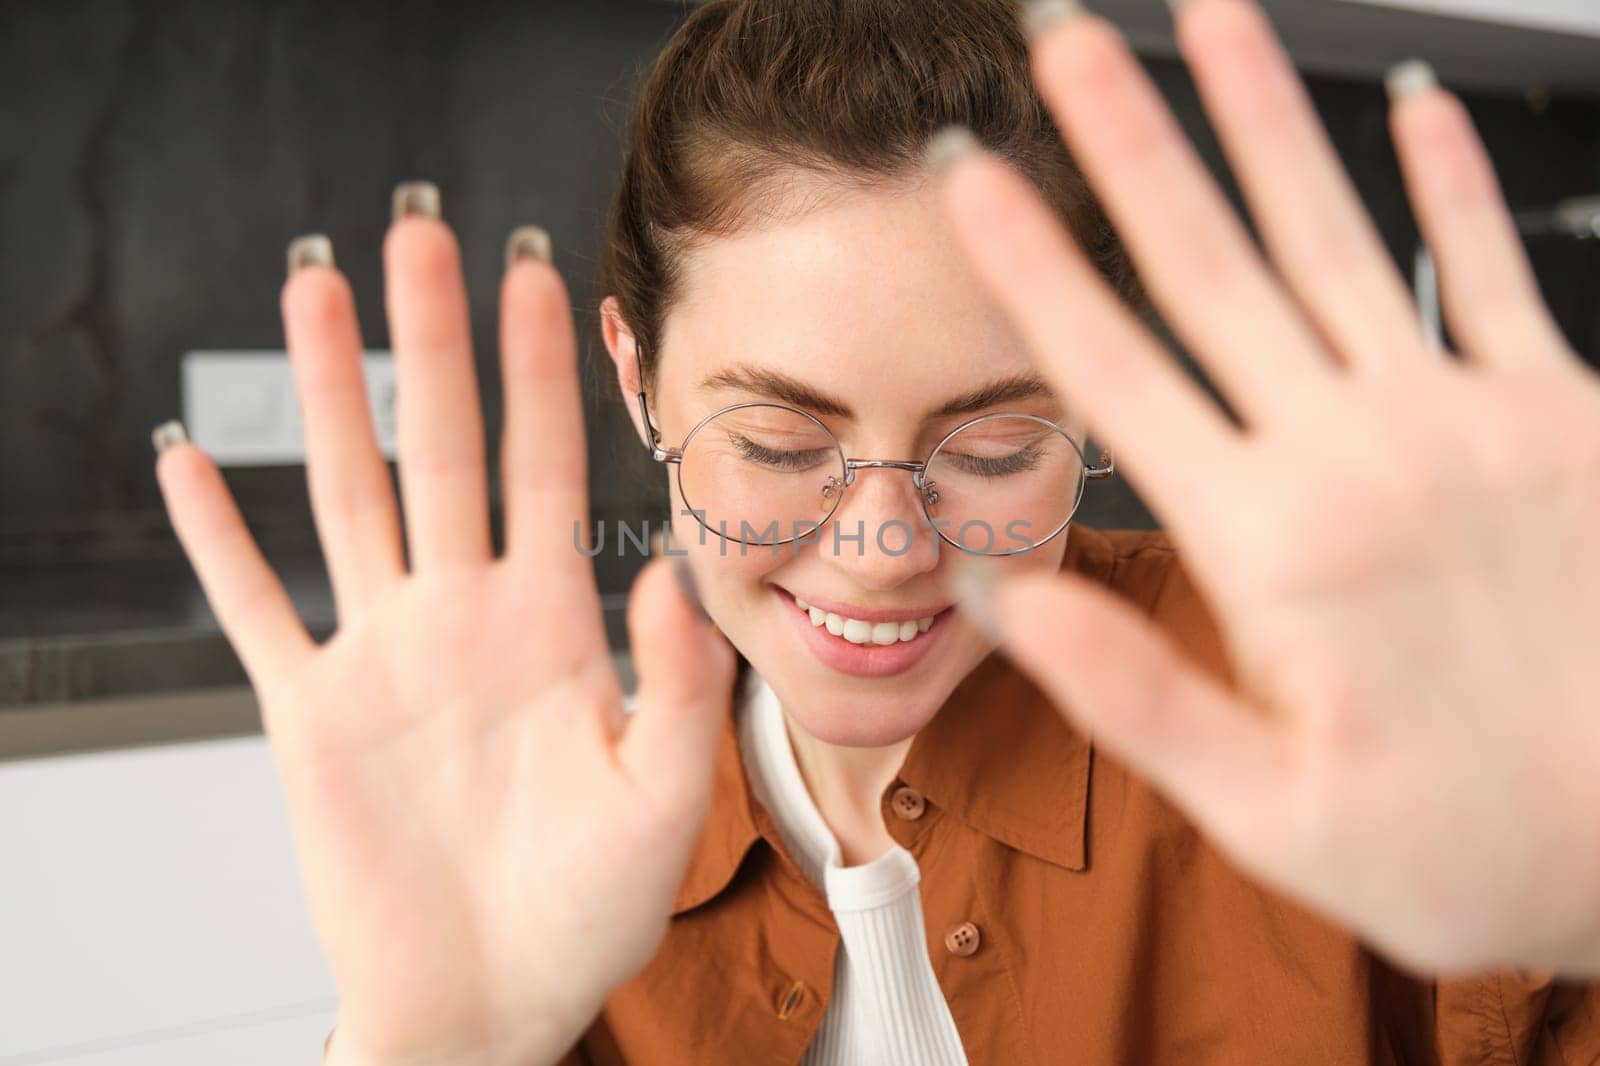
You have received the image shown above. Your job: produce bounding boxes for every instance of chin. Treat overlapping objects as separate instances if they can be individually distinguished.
[775,685,947,748]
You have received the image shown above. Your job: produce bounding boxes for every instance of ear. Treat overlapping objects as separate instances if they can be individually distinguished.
[601,295,651,448]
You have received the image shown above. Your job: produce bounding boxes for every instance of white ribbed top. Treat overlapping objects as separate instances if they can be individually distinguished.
[736,670,969,1066]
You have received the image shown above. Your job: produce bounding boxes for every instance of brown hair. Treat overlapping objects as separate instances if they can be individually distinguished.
[593,0,1142,397]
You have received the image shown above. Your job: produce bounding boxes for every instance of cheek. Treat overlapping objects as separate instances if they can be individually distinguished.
[668,497,788,622]
[1017,539,1070,579]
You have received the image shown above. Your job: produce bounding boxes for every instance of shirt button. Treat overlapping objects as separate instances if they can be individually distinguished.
[890,785,926,820]
[944,921,981,957]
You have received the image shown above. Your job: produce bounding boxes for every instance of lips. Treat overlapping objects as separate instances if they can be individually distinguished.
[774,585,951,678]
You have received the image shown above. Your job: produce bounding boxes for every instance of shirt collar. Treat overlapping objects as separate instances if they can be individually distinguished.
[671,525,1128,914]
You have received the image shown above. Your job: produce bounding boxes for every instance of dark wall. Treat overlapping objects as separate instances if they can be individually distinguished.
[3,0,1597,578]
[1,0,680,577]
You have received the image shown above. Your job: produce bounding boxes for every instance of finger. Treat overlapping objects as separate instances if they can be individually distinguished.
[499,228,590,566]
[936,144,1246,540]
[1025,10,1335,427]
[978,563,1287,843]
[383,182,492,570]
[1387,67,1575,372]
[1172,0,1427,373]
[154,430,315,690]
[618,557,737,815]
[282,237,405,621]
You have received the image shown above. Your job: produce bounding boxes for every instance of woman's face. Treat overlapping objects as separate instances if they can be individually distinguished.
[609,177,1085,748]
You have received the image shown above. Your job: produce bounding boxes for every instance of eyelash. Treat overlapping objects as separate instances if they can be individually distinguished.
[942,445,1042,478]
[730,435,832,470]
[731,433,1044,478]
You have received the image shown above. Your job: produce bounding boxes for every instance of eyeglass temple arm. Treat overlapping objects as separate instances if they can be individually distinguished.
[1086,447,1115,480]
[633,343,681,464]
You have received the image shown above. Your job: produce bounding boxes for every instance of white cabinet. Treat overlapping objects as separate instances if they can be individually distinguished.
[0,736,337,1064]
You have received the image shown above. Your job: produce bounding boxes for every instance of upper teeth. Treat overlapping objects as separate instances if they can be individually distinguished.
[794,597,936,645]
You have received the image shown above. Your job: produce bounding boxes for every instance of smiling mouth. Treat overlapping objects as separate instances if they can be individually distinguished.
[787,594,941,646]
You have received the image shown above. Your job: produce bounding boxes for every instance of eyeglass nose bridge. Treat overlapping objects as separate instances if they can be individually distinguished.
[826,458,939,509]
[841,458,926,481]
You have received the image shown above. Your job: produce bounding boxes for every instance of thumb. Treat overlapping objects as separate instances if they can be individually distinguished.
[959,562,1285,837]
[618,555,737,811]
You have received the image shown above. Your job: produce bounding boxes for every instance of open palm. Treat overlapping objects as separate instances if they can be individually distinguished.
[155,202,734,1062]
[938,0,1600,975]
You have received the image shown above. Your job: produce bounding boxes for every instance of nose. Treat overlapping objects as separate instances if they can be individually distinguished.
[820,465,942,590]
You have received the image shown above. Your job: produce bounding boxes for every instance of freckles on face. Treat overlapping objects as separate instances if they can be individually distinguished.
[654,176,1074,746]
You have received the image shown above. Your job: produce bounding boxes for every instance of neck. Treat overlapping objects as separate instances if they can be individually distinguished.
[782,713,914,866]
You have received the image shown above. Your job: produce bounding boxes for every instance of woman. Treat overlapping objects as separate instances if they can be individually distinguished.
[151,0,1600,1062]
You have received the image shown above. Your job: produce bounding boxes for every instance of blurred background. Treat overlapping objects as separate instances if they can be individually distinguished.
[0,0,1596,1062]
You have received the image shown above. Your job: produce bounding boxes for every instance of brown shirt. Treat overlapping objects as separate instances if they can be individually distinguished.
[563,526,1599,1064]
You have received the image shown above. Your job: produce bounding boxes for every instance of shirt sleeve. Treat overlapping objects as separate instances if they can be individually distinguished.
[1435,971,1600,1063]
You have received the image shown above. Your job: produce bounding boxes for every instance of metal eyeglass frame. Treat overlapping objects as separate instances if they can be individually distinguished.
[632,344,1116,555]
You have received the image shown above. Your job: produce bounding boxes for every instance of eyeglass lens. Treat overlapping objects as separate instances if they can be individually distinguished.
[675,405,1084,554]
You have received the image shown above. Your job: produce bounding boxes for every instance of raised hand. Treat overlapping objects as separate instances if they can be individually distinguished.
[934,0,1600,976]
[153,188,735,1063]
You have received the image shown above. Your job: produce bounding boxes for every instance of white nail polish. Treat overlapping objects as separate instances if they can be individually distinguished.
[1021,0,1086,42]
[505,225,554,269]
[151,420,189,455]
[392,180,442,222]
[1385,59,1437,102]
[287,234,334,277]
[951,557,1006,642]
[925,125,982,177]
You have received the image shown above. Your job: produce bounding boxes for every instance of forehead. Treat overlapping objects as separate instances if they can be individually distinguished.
[661,176,1033,393]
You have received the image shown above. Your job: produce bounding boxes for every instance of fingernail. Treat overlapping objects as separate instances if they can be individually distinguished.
[672,555,713,624]
[1385,59,1437,101]
[925,125,982,178]
[1021,0,1085,41]
[950,556,1007,642]
[392,180,441,222]
[151,419,189,455]
[505,225,553,270]
[286,234,334,277]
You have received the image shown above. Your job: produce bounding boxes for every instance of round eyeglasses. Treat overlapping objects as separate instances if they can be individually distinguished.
[633,351,1115,557]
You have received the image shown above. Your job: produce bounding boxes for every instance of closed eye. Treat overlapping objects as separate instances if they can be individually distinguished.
[941,445,1042,478]
[730,434,833,471]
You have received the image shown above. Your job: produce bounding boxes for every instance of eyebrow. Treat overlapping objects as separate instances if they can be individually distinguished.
[930,373,1053,419]
[696,363,1055,421]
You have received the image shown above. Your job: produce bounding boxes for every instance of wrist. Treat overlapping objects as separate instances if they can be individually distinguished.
[1568,908,1600,978]
[1553,828,1600,977]
[322,1013,584,1066]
